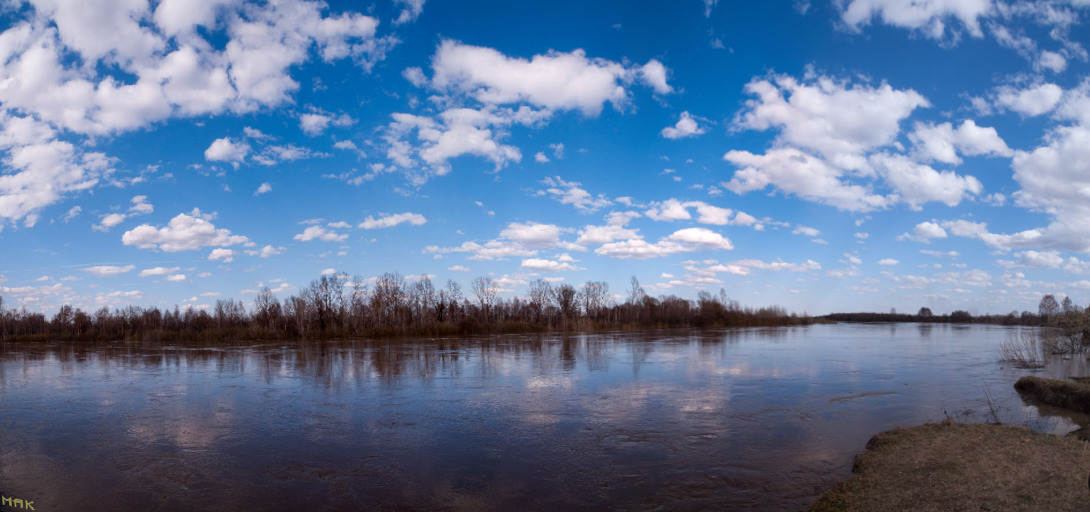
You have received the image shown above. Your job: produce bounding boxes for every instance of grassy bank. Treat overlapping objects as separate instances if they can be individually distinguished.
[811,421,1090,511]
[1014,376,1090,415]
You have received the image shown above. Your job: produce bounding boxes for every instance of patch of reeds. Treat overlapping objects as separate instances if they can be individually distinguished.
[998,330,1045,369]
[1013,375,1090,414]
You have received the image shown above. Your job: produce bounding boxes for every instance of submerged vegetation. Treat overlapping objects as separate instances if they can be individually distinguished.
[1014,376,1090,415]
[998,330,1046,369]
[0,274,813,343]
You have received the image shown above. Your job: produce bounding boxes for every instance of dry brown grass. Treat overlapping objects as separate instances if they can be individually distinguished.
[811,421,1090,512]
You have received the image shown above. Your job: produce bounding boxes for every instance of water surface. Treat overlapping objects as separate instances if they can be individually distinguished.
[0,323,1084,510]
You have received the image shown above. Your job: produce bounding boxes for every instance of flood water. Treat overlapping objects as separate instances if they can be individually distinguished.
[1,323,1086,510]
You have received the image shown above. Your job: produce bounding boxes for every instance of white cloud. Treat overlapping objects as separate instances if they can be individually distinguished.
[394,0,426,25]
[667,227,734,250]
[500,222,566,249]
[208,248,235,262]
[448,265,470,272]
[425,240,536,261]
[244,245,283,258]
[140,266,181,277]
[878,258,899,266]
[165,273,188,282]
[534,152,549,163]
[63,206,82,222]
[428,40,644,116]
[82,265,135,277]
[1007,125,1090,252]
[293,225,348,242]
[0,0,391,223]
[869,153,982,208]
[384,107,533,180]
[0,119,111,226]
[520,258,583,272]
[793,225,821,237]
[1012,250,1064,268]
[910,221,948,241]
[299,113,331,135]
[734,73,928,171]
[595,228,733,259]
[129,195,154,214]
[576,213,641,245]
[122,208,249,251]
[358,212,427,229]
[538,176,611,212]
[839,0,991,40]
[994,82,1064,117]
[204,137,250,163]
[94,212,129,232]
[909,120,1012,164]
[724,147,893,212]
[254,183,272,196]
[638,59,673,95]
[644,199,692,222]
[661,111,706,139]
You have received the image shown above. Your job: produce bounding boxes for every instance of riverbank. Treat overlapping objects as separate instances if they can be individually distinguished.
[810,421,1090,511]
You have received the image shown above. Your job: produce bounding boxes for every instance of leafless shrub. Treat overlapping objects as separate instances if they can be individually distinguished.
[999,330,1045,369]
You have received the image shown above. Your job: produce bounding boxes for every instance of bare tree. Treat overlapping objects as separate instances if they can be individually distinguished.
[1040,294,1060,318]
[472,276,497,323]
[528,279,554,324]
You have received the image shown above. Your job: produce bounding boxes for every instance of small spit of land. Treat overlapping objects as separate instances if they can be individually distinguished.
[811,421,1090,512]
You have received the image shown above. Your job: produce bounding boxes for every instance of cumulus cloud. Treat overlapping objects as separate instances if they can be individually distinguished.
[993,82,1064,117]
[208,248,236,262]
[293,225,348,242]
[204,137,251,163]
[0,0,392,223]
[576,212,642,245]
[140,266,181,277]
[537,176,611,212]
[869,153,983,208]
[500,222,566,249]
[383,107,537,180]
[94,213,129,232]
[358,212,427,229]
[727,71,987,212]
[661,111,706,139]
[425,240,536,261]
[0,117,112,226]
[520,258,583,272]
[638,59,673,95]
[724,147,893,212]
[642,199,747,226]
[244,245,284,258]
[909,120,1012,164]
[254,183,272,196]
[122,208,249,251]
[734,73,929,171]
[427,40,662,116]
[595,228,733,259]
[900,221,949,242]
[839,0,991,40]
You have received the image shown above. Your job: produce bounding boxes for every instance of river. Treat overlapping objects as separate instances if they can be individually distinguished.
[0,323,1085,510]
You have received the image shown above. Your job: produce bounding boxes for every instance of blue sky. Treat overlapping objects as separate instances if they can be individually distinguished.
[2,0,1090,316]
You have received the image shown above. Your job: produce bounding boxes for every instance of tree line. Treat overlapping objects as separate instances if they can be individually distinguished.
[0,274,812,343]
